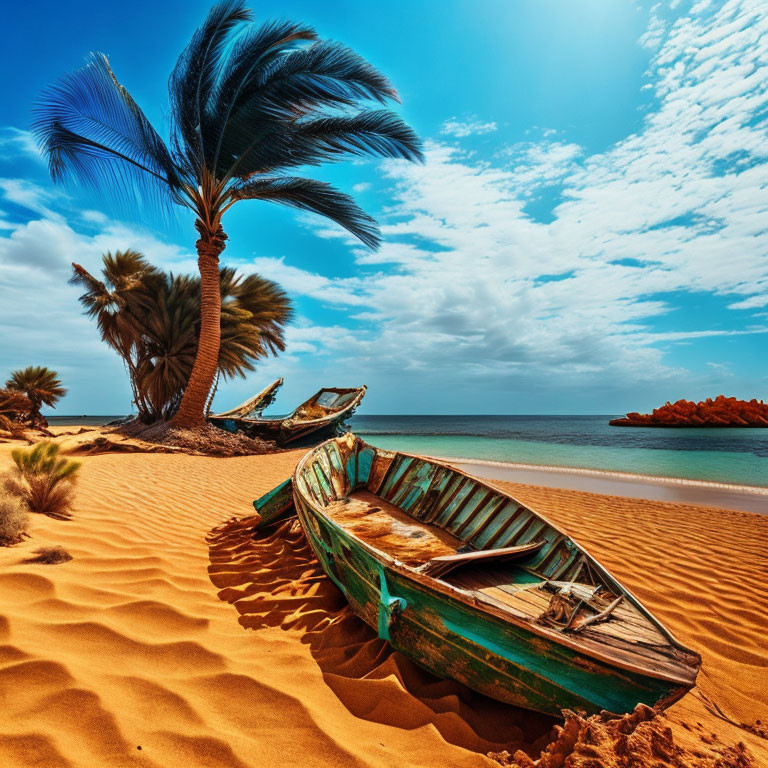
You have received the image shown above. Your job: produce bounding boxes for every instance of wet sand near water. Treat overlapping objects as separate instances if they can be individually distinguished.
[449,457,768,514]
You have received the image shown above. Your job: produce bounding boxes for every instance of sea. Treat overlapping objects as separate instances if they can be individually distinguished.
[49,413,768,489]
[349,415,768,489]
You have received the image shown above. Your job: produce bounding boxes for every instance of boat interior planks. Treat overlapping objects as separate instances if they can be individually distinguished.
[252,433,701,717]
[324,491,462,565]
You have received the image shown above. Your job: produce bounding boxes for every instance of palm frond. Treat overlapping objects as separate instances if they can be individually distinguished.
[101,249,161,286]
[70,252,160,362]
[232,177,380,248]
[219,267,292,377]
[217,109,423,180]
[217,40,402,181]
[32,53,182,217]
[169,0,252,173]
[295,110,424,163]
[5,367,66,410]
[0,389,33,420]
[258,41,399,116]
[208,19,318,174]
[70,262,110,318]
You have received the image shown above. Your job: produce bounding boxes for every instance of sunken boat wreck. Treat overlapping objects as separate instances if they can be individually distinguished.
[210,380,366,446]
[253,434,701,717]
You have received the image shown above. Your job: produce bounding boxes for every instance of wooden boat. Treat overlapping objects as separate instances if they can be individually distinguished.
[210,378,284,421]
[252,434,701,717]
[211,384,366,446]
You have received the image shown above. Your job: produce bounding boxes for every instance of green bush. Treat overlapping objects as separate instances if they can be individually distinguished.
[6,442,81,519]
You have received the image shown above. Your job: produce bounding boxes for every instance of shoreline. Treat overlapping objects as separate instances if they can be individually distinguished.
[43,424,768,513]
[435,455,768,515]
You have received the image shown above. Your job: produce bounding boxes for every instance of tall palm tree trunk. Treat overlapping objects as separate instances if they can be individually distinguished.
[170,223,227,428]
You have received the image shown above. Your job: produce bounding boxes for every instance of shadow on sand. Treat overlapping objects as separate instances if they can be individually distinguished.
[207,514,557,759]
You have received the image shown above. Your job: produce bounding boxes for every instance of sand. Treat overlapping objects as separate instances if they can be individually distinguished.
[449,458,768,515]
[0,429,765,767]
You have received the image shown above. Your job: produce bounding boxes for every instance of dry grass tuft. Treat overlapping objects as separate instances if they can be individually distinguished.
[0,492,29,545]
[5,441,81,519]
[26,545,73,564]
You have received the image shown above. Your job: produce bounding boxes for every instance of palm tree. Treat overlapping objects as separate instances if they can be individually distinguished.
[5,367,67,427]
[71,251,292,421]
[33,1,423,428]
[70,250,164,416]
[0,388,33,436]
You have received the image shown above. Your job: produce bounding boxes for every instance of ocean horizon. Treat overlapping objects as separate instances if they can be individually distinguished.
[47,413,768,488]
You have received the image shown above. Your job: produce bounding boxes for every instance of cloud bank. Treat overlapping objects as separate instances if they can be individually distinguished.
[1,0,766,413]
[249,0,768,406]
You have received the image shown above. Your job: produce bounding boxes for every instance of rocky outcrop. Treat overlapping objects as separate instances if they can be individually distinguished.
[610,396,768,427]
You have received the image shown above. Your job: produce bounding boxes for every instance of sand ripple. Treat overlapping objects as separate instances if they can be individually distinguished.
[0,443,764,767]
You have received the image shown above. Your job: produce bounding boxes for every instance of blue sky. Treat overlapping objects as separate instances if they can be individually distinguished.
[1,0,766,415]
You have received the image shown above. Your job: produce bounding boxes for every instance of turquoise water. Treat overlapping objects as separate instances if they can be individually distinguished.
[48,413,768,487]
[349,415,768,488]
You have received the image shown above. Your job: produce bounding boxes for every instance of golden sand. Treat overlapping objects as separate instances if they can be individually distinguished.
[0,429,765,767]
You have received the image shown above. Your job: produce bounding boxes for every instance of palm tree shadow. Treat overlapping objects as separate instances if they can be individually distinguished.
[207,515,557,758]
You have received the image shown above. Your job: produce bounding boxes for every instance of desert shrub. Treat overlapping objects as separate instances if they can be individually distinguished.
[27,545,72,564]
[5,442,81,519]
[0,492,29,545]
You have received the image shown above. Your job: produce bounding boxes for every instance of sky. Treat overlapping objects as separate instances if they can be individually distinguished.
[0,0,767,416]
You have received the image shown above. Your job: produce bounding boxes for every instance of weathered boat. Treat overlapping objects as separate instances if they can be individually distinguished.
[210,378,284,421]
[211,384,366,445]
[253,434,701,717]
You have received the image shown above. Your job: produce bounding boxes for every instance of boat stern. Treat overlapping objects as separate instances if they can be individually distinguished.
[253,478,295,529]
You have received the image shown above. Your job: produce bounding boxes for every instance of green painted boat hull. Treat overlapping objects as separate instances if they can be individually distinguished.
[296,496,679,716]
[253,435,697,718]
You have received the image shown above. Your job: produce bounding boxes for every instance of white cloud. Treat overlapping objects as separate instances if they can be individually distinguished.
[0,178,63,219]
[639,3,668,50]
[441,117,498,138]
[0,217,90,270]
[247,256,368,306]
[286,0,768,399]
[0,128,42,162]
[504,140,583,192]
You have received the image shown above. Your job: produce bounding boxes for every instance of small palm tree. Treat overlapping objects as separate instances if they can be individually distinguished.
[5,367,66,427]
[34,1,423,428]
[0,388,33,436]
[70,251,163,415]
[6,442,81,519]
[71,251,292,421]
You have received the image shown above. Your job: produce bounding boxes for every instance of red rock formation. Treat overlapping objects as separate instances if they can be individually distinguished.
[610,396,768,427]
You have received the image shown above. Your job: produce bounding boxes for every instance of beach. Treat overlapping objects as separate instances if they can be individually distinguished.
[0,427,765,767]
[446,458,768,515]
